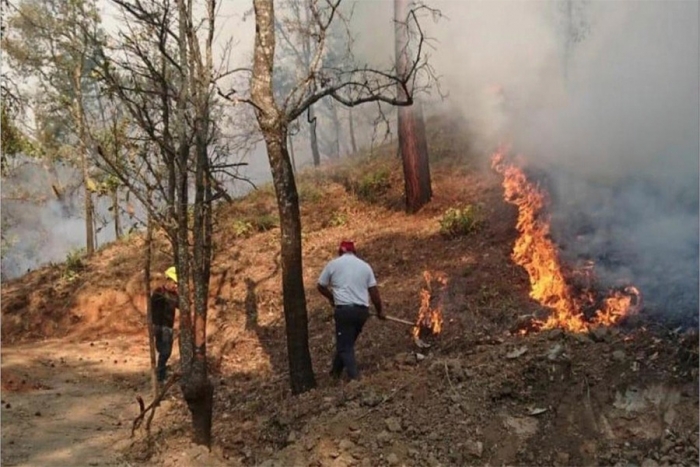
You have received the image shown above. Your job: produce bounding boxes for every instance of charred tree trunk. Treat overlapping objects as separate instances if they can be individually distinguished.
[252,0,316,395]
[394,0,432,213]
[348,108,358,154]
[308,105,320,167]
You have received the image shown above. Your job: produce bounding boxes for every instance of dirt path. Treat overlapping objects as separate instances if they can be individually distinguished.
[1,336,159,467]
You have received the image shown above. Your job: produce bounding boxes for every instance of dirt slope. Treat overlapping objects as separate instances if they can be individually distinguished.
[2,116,698,467]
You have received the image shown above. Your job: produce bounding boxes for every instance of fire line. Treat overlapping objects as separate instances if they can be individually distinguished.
[491,148,641,333]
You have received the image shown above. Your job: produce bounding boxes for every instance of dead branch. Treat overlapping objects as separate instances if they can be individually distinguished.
[131,371,182,436]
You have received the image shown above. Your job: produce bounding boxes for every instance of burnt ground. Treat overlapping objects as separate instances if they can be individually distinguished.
[1,117,698,467]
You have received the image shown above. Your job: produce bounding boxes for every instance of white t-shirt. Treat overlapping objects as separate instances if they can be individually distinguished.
[318,253,377,307]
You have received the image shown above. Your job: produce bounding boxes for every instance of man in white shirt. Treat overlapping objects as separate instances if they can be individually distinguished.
[317,240,385,380]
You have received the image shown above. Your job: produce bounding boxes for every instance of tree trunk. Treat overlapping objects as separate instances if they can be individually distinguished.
[330,100,341,158]
[348,108,358,154]
[398,101,431,212]
[262,126,316,394]
[394,0,432,213]
[112,189,122,239]
[251,0,316,395]
[144,210,158,398]
[289,132,297,175]
[308,105,320,166]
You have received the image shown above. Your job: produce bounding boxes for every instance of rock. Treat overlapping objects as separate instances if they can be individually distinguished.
[361,459,372,467]
[376,430,392,444]
[408,448,419,458]
[427,453,442,467]
[506,346,528,359]
[304,437,317,451]
[590,326,609,342]
[339,439,355,451]
[572,332,591,344]
[612,350,627,362]
[547,343,565,361]
[555,451,570,465]
[416,353,426,362]
[385,417,402,433]
[361,391,382,408]
[329,449,341,459]
[464,440,483,458]
[387,453,400,465]
[548,328,564,340]
[641,459,660,467]
[286,431,297,444]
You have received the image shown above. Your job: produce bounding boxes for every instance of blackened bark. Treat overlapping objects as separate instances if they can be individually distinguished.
[308,105,320,166]
[394,0,432,213]
[398,101,432,212]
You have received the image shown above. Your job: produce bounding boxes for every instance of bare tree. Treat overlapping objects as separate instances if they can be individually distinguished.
[395,0,432,213]
[92,0,241,445]
[241,0,437,394]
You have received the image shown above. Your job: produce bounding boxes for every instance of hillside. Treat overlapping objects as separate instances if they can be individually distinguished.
[1,116,698,467]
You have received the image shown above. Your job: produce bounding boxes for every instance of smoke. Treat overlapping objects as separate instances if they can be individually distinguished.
[427,0,699,322]
[1,160,121,279]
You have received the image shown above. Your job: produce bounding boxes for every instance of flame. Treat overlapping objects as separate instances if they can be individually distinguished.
[413,270,448,337]
[491,148,641,333]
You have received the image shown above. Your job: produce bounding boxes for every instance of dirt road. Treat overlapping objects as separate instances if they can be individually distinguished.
[1,336,156,467]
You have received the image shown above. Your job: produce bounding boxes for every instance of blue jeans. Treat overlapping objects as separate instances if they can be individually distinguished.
[154,326,173,382]
[331,305,370,380]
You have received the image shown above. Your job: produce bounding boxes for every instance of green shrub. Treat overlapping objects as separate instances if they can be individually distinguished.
[329,211,348,227]
[298,183,323,203]
[354,168,391,202]
[251,213,278,232]
[233,219,254,237]
[233,213,278,238]
[439,205,483,238]
[62,247,86,282]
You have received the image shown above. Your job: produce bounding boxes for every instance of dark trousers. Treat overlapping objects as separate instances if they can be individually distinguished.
[154,326,174,382]
[331,305,370,380]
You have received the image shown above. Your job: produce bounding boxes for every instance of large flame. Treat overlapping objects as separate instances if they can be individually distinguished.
[491,148,641,333]
[413,270,448,338]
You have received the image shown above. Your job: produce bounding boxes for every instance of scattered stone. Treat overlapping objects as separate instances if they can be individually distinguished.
[286,430,297,444]
[548,329,564,340]
[590,326,609,342]
[612,350,627,362]
[547,343,565,361]
[387,453,400,465]
[506,346,528,359]
[360,458,372,467]
[427,453,441,467]
[641,459,660,467]
[328,449,340,459]
[572,332,592,344]
[338,439,355,451]
[555,451,570,465]
[464,440,483,458]
[304,437,317,451]
[408,448,419,458]
[416,353,426,362]
[376,431,392,444]
[385,417,402,433]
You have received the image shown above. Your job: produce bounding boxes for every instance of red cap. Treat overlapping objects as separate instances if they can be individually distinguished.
[339,240,356,254]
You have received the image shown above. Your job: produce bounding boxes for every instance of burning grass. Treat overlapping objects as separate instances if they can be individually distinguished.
[491,148,642,333]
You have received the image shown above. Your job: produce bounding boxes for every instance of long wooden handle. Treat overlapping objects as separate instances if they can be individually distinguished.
[374,314,415,326]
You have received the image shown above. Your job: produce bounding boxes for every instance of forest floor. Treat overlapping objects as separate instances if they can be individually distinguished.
[2,116,698,466]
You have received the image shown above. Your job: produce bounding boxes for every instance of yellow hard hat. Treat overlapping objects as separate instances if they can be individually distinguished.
[164,266,178,283]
